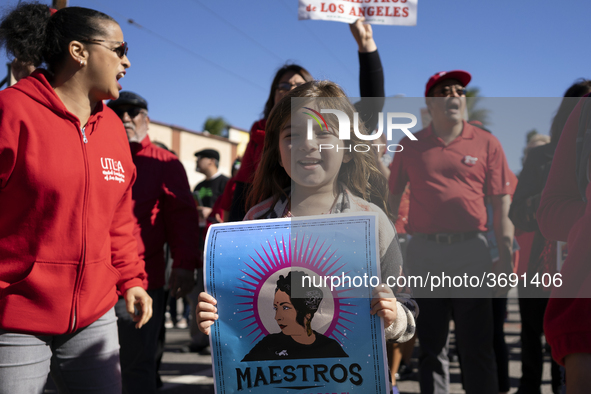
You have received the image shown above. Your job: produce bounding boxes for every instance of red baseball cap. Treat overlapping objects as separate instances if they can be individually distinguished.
[424,70,471,97]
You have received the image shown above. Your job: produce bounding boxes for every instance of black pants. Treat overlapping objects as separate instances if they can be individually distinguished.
[115,288,166,394]
[492,297,510,392]
[517,286,561,394]
[408,235,498,394]
[416,298,498,394]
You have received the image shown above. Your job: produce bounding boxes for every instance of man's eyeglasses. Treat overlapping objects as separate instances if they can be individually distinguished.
[82,40,128,58]
[277,82,305,92]
[112,106,144,119]
[434,85,467,97]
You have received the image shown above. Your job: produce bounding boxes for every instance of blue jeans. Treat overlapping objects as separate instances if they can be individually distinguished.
[0,308,121,394]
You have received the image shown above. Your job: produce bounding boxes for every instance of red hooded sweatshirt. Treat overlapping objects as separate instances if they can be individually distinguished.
[0,70,146,335]
[129,135,201,290]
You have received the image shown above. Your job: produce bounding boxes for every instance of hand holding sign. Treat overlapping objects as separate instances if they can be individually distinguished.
[350,18,377,53]
[370,283,398,328]
[197,291,218,335]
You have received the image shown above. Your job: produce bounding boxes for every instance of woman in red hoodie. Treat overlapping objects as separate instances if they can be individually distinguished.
[0,4,151,392]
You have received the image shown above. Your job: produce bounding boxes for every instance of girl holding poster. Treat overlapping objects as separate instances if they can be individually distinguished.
[197,81,417,367]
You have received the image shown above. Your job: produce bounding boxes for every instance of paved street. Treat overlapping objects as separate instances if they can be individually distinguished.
[44,294,557,393]
[157,329,215,394]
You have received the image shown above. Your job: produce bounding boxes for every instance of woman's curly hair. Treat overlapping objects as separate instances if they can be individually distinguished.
[0,2,116,72]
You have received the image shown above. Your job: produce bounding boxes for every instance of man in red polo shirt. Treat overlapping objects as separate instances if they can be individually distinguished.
[388,71,515,394]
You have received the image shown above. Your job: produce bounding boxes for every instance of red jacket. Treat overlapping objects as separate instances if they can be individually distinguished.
[130,136,201,290]
[538,97,591,364]
[0,70,146,335]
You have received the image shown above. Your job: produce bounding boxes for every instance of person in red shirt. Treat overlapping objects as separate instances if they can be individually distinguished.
[108,92,201,394]
[537,96,591,394]
[0,4,151,393]
[388,70,515,394]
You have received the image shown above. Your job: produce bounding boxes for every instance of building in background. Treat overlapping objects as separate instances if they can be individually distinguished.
[146,120,245,189]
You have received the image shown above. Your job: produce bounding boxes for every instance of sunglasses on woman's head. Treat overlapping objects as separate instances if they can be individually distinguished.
[82,39,128,58]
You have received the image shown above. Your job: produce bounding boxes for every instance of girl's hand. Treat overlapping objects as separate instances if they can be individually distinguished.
[370,284,398,328]
[196,292,218,335]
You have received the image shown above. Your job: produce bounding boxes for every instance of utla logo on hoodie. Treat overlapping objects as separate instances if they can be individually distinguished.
[101,157,126,183]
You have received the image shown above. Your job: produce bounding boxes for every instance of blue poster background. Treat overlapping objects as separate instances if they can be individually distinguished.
[205,213,389,394]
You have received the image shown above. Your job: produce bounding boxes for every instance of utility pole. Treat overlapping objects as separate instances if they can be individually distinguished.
[53,0,68,9]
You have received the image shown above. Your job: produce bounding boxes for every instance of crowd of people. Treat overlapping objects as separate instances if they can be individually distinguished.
[0,2,590,394]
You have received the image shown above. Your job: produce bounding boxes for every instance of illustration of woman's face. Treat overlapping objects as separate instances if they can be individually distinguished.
[273,290,306,337]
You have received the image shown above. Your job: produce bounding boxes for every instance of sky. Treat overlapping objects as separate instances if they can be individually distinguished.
[1,0,590,173]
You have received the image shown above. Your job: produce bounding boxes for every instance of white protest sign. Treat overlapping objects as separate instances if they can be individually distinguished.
[298,0,417,26]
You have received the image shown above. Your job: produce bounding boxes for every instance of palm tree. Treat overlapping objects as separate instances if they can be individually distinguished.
[466,87,490,126]
[203,116,228,137]
[526,129,538,142]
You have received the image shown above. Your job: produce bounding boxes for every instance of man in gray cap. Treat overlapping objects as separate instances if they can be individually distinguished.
[108,92,201,393]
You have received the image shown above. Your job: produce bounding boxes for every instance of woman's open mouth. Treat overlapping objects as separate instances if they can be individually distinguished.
[116,71,126,90]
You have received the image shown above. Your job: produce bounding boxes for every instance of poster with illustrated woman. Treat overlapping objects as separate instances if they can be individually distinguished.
[204,213,391,394]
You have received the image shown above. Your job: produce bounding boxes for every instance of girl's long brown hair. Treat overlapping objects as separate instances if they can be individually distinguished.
[247,80,392,220]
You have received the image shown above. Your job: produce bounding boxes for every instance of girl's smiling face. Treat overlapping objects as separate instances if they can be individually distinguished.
[279,109,349,194]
